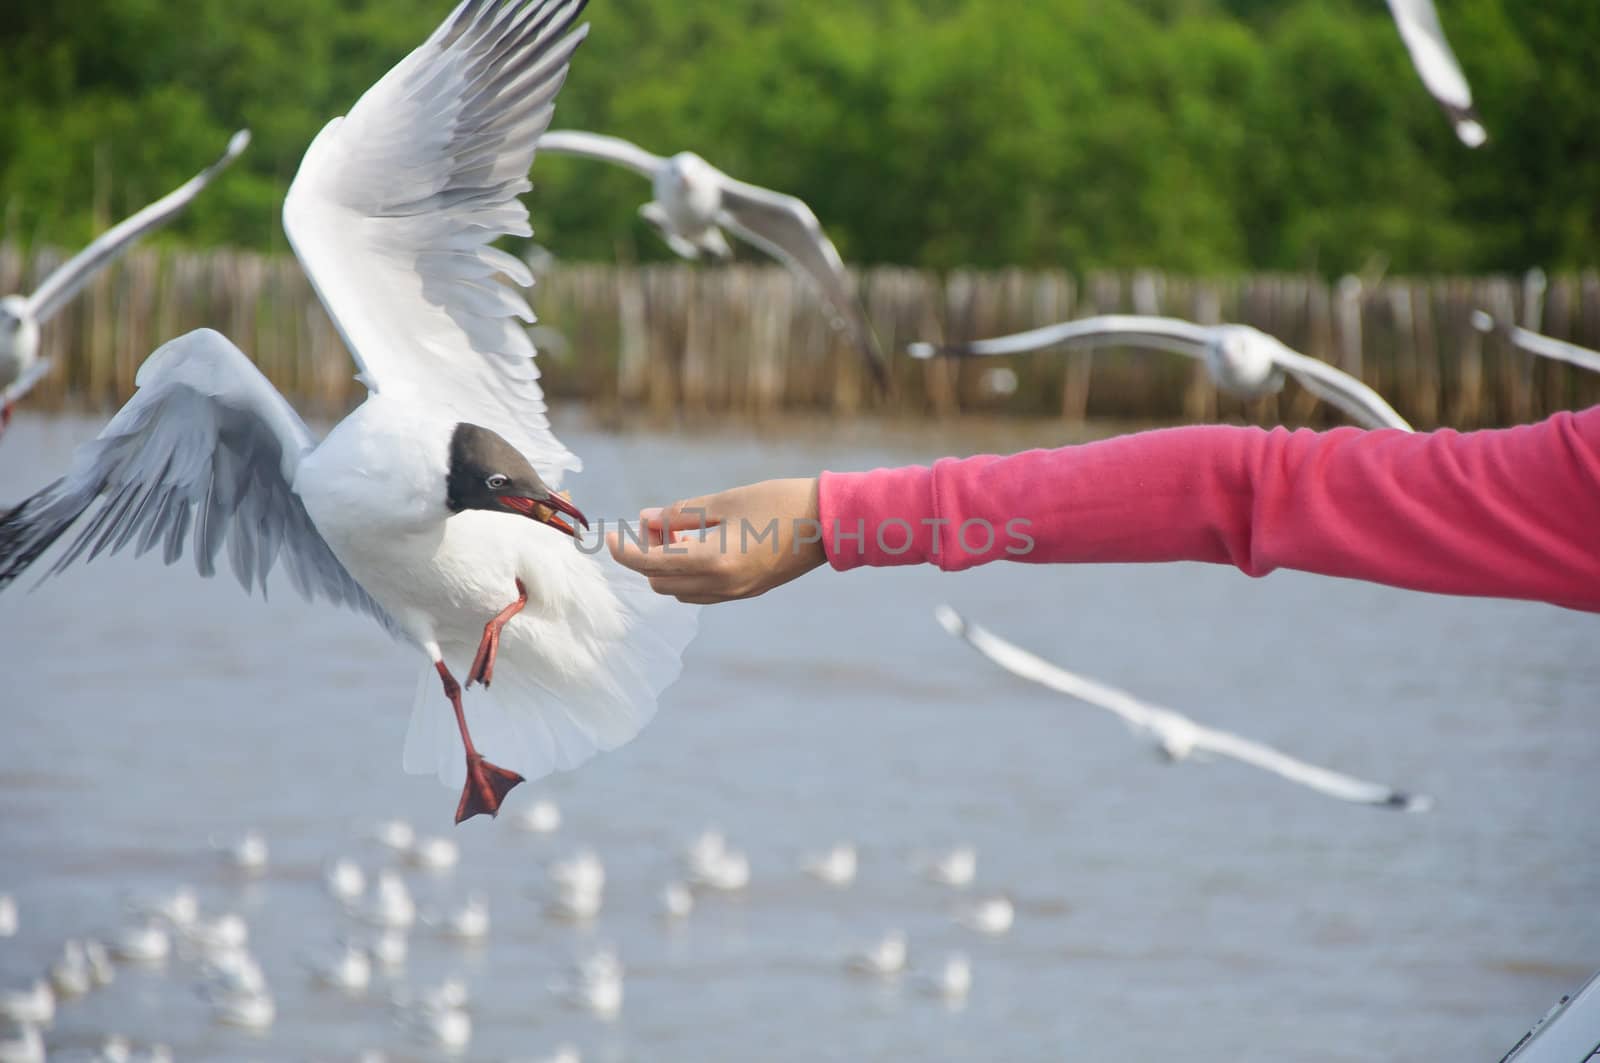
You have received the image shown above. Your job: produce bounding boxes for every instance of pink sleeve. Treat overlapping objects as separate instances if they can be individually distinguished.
[815,408,1600,613]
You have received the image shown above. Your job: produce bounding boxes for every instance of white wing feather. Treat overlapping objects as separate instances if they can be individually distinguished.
[536,130,665,177]
[2,358,53,406]
[908,314,1210,361]
[1269,347,1415,431]
[1384,0,1486,147]
[283,0,588,484]
[935,606,1429,811]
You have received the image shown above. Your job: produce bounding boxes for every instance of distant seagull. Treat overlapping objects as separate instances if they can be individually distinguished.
[0,129,251,433]
[0,895,15,937]
[367,820,417,853]
[1471,311,1600,374]
[219,831,269,873]
[48,941,94,999]
[438,893,490,941]
[691,848,750,892]
[919,845,977,889]
[549,849,605,896]
[802,842,858,887]
[683,828,727,874]
[185,913,249,955]
[554,947,623,1019]
[110,920,171,964]
[200,950,266,997]
[917,953,972,1002]
[910,314,1413,431]
[406,836,460,872]
[1385,0,1486,147]
[138,886,199,930]
[367,872,417,930]
[0,1024,44,1063]
[537,130,889,390]
[513,797,562,834]
[0,0,695,824]
[307,942,373,993]
[402,1002,472,1051]
[846,931,907,977]
[546,882,603,922]
[210,988,276,1031]
[936,606,1432,811]
[325,858,367,903]
[659,881,694,921]
[959,895,1015,936]
[0,982,53,1027]
[371,929,409,971]
[82,940,115,988]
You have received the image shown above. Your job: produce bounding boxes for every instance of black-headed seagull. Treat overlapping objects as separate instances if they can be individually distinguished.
[909,313,1413,431]
[0,130,250,433]
[0,0,694,823]
[936,607,1431,811]
[1471,311,1600,375]
[535,130,889,390]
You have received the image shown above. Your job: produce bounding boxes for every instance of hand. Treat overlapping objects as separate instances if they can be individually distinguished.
[606,477,826,604]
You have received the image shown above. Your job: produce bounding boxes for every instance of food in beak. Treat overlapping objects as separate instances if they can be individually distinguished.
[504,491,589,538]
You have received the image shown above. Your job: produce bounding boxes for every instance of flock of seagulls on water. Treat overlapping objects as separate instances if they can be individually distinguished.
[0,804,1012,1060]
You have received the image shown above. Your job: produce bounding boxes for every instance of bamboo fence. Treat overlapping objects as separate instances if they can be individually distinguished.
[4,243,1596,429]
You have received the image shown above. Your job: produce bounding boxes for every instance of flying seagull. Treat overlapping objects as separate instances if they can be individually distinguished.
[0,129,251,433]
[535,130,889,390]
[0,0,695,823]
[908,314,1413,431]
[934,606,1431,811]
[1471,311,1600,375]
[1385,0,1486,148]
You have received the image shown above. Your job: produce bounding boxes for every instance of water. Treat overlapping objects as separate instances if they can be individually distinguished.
[2,411,1597,1062]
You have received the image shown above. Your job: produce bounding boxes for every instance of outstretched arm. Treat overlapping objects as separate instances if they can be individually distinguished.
[609,409,1600,612]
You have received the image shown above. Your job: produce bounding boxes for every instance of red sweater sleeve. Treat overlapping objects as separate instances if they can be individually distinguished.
[816,408,1600,613]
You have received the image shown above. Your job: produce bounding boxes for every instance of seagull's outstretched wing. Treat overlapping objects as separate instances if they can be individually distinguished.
[2,358,53,406]
[1472,311,1600,374]
[715,178,889,390]
[26,131,251,323]
[1267,346,1415,431]
[934,606,1430,811]
[1385,0,1485,147]
[535,130,665,178]
[0,330,393,629]
[908,315,1210,361]
[284,0,588,485]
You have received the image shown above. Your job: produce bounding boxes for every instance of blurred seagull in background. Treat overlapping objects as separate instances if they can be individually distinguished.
[0,0,696,824]
[536,130,889,391]
[659,881,694,921]
[1385,0,1486,147]
[366,820,416,854]
[0,129,250,434]
[110,920,171,964]
[918,845,977,889]
[513,797,562,833]
[218,830,269,873]
[917,953,972,1002]
[0,895,15,938]
[959,895,1015,936]
[0,982,53,1028]
[367,872,416,930]
[325,858,367,903]
[0,1024,44,1063]
[936,606,1432,811]
[910,314,1412,431]
[846,931,907,977]
[1471,310,1600,374]
[802,842,858,887]
[406,836,460,872]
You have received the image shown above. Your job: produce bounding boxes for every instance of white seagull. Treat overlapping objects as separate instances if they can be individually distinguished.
[0,0,695,824]
[846,931,907,977]
[918,845,977,889]
[0,895,15,938]
[512,797,562,833]
[935,606,1432,811]
[959,895,1015,936]
[406,836,460,872]
[909,314,1413,431]
[1385,0,1486,147]
[1471,311,1600,374]
[917,953,972,1002]
[325,858,367,903]
[0,129,251,432]
[535,130,888,389]
[0,983,53,1028]
[802,842,857,887]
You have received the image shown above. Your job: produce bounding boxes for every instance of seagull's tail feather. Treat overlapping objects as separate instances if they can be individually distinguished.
[403,556,697,788]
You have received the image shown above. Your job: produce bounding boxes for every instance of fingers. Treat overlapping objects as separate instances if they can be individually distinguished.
[606,526,724,578]
[648,495,726,536]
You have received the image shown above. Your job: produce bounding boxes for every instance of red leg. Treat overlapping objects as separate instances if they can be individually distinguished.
[466,579,528,690]
[436,660,524,824]
[0,402,10,437]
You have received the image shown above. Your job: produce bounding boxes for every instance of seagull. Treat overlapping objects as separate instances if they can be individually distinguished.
[210,989,276,1031]
[919,845,976,889]
[659,881,693,920]
[308,942,373,993]
[367,871,417,930]
[1471,311,1600,374]
[909,314,1413,431]
[802,842,857,887]
[846,931,907,977]
[406,836,460,872]
[0,0,696,824]
[513,797,562,833]
[199,950,267,997]
[185,913,249,955]
[935,606,1433,811]
[682,827,727,875]
[959,896,1015,936]
[536,130,889,390]
[371,929,409,971]
[549,849,605,896]
[0,983,53,1028]
[916,953,972,1002]
[401,1002,472,1052]
[326,858,367,903]
[438,893,490,940]
[0,895,15,937]
[0,129,251,433]
[553,947,623,1019]
[48,941,94,999]
[219,831,269,873]
[110,920,171,964]
[690,848,750,893]
[546,882,603,922]
[82,941,115,988]
[1385,0,1486,147]
[138,886,199,930]
[366,820,417,853]
[0,1024,44,1063]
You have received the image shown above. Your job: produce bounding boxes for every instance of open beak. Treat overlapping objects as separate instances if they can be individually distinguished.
[502,492,590,539]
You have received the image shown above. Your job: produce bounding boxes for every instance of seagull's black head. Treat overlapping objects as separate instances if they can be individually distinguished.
[445,423,588,539]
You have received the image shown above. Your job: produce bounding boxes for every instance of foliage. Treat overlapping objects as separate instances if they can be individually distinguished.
[0,0,1591,274]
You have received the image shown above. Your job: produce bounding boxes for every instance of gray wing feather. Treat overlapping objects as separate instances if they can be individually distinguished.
[0,329,396,632]
[535,130,664,177]
[1270,348,1414,431]
[908,314,1211,360]
[715,180,888,389]
[26,131,251,322]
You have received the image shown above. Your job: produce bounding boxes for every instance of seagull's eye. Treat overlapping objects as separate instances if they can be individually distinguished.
[485,474,510,490]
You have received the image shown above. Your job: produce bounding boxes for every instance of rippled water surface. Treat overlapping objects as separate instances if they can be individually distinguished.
[2,412,1597,1062]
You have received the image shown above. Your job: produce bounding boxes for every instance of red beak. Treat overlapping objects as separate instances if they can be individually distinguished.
[502,492,590,539]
